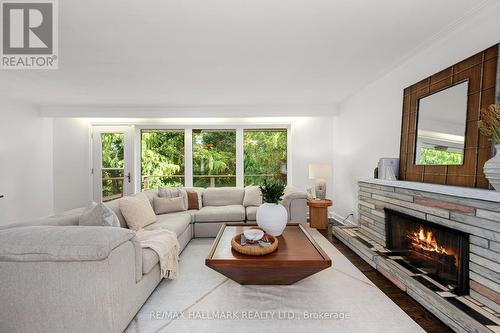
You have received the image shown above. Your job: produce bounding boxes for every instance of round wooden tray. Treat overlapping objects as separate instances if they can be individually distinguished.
[231,232,278,256]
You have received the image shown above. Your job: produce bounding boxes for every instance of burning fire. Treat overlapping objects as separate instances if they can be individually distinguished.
[410,225,450,255]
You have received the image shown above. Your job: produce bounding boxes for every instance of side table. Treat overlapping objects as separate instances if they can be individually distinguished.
[307,199,332,230]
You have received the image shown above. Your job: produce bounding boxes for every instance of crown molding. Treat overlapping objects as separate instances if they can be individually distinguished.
[39,104,339,118]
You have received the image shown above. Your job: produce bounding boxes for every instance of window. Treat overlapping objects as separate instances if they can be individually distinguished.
[141,130,185,189]
[129,126,289,191]
[192,129,236,187]
[101,133,125,202]
[244,129,287,185]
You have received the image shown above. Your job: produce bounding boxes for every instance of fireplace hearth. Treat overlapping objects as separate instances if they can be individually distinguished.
[385,209,469,295]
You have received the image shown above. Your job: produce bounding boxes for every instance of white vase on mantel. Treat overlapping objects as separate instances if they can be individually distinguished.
[256,203,287,236]
[484,144,500,192]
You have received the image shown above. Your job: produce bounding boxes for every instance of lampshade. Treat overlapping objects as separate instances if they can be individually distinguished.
[308,164,332,180]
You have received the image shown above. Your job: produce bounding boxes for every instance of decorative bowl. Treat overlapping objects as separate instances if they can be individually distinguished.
[243,229,264,241]
[231,233,278,256]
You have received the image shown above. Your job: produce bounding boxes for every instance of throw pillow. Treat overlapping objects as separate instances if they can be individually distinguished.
[185,187,204,208]
[153,196,186,215]
[186,191,199,210]
[243,186,263,207]
[158,187,188,209]
[119,193,157,231]
[79,202,120,227]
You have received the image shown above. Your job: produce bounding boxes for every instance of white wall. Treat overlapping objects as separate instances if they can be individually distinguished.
[51,116,336,213]
[332,2,500,224]
[0,101,54,225]
[291,117,335,205]
[53,118,92,212]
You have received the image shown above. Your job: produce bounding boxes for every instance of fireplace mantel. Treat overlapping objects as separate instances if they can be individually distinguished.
[360,178,500,203]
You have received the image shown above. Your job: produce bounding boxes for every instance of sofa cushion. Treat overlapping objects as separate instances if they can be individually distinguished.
[119,193,157,231]
[185,187,204,208]
[41,208,85,226]
[0,208,85,230]
[153,196,186,215]
[246,206,258,221]
[195,205,245,222]
[141,189,158,206]
[243,186,262,207]
[202,187,245,207]
[187,209,197,222]
[186,191,199,210]
[142,248,159,275]
[104,199,127,228]
[158,187,188,208]
[0,226,135,262]
[143,212,191,236]
[79,202,120,227]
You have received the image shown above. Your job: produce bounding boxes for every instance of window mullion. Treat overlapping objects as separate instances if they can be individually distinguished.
[133,126,142,194]
[185,128,193,187]
[236,128,244,187]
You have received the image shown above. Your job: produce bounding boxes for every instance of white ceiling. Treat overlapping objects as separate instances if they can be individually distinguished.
[0,0,492,114]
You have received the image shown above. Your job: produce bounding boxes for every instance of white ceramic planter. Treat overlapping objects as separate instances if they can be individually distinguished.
[256,203,287,236]
[484,144,500,192]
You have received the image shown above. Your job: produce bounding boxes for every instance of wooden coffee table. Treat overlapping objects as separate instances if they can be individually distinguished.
[205,223,331,285]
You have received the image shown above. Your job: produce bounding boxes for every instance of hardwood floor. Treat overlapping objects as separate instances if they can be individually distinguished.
[318,223,453,333]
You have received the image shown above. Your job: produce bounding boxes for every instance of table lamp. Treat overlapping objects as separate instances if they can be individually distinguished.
[308,164,332,200]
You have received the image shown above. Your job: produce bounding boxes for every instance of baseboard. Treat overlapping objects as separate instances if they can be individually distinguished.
[330,211,356,226]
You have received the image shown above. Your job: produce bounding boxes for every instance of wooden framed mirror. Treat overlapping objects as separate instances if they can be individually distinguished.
[399,44,498,188]
[414,80,469,166]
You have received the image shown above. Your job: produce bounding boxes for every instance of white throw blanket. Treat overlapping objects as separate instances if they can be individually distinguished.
[135,229,180,279]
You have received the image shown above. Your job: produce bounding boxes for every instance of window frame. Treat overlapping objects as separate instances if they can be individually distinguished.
[135,124,291,190]
[191,128,238,188]
[140,128,186,189]
[243,128,288,186]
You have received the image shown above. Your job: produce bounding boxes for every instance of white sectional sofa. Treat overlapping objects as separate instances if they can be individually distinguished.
[0,186,307,333]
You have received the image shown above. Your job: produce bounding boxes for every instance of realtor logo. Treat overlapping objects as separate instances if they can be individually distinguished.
[1,0,58,69]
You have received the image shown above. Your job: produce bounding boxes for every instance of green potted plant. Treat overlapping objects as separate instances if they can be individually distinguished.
[478,104,500,191]
[256,179,287,236]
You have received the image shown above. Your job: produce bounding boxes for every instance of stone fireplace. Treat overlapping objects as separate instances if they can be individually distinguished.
[333,179,500,333]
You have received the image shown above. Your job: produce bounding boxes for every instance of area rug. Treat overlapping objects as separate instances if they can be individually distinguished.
[125,227,425,333]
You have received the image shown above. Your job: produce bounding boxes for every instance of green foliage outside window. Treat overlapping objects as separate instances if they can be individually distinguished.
[101,133,124,200]
[244,130,287,185]
[418,147,462,165]
[102,133,124,168]
[137,129,288,190]
[141,131,185,189]
[192,130,236,187]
